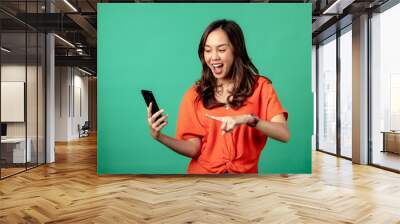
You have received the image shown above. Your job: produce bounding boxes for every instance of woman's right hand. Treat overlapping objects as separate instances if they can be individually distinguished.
[147,102,168,139]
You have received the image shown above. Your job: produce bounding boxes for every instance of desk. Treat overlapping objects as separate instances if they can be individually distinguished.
[381,131,400,154]
[1,138,32,163]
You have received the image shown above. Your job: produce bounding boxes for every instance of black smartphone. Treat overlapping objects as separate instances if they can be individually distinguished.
[141,90,161,119]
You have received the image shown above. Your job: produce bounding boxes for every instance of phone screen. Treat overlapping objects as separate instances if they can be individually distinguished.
[141,90,160,118]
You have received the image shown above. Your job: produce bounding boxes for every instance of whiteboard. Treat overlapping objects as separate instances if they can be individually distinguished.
[1,82,25,122]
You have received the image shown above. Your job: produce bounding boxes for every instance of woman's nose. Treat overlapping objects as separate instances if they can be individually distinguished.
[211,51,220,60]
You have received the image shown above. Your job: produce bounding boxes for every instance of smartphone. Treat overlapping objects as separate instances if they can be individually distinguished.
[141,90,161,119]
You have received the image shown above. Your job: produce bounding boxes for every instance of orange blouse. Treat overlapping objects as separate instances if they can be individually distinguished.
[176,75,288,174]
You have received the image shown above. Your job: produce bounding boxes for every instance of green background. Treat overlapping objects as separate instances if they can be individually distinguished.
[98,3,312,174]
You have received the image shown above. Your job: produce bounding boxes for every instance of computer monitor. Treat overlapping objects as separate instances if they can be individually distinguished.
[1,123,7,137]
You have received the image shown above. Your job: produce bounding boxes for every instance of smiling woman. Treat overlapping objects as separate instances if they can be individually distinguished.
[145,19,290,174]
[203,30,234,80]
[197,20,259,110]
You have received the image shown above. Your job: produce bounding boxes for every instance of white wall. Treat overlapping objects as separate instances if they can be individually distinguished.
[55,66,69,141]
[1,63,46,164]
[1,66,26,135]
[1,65,42,137]
[55,67,89,141]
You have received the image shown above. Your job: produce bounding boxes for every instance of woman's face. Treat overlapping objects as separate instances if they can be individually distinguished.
[203,28,234,81]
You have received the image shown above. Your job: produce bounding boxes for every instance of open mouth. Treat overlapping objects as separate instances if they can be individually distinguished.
[211,63,224,75]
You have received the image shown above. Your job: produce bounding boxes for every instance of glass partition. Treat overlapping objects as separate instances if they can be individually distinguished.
[1,30,28,177]
[0,1,46,179]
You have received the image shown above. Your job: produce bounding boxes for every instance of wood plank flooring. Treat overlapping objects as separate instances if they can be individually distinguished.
[1,167,26,178]
[1,134,400,223]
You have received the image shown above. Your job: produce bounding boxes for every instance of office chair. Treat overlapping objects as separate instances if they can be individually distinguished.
[79,121,90,138]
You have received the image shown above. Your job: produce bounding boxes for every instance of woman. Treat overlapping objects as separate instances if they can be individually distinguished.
[147,19,290,174]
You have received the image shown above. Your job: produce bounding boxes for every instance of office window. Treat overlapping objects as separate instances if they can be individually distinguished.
[317,35,337,154]
[312,46,317,150]
[371,3,400,171]
[339,27,352,158]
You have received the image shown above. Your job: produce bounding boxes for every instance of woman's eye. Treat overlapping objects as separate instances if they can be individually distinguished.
[204,50,211,53]
[219,49,226,52]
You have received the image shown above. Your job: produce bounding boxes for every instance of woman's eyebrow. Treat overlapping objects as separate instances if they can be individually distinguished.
[205,43,229,48]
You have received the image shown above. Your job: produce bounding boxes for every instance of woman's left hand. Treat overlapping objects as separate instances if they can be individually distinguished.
[206,114,253,135]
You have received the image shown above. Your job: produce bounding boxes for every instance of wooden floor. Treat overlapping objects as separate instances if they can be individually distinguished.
[0,167,26,178]
[1,135,400,223]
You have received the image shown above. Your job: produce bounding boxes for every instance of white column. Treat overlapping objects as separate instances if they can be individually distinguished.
[46,33,55,163]
[45,0,55,163]
[352,14,369,164]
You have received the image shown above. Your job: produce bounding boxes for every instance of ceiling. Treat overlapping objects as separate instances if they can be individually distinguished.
[0,0,391,75]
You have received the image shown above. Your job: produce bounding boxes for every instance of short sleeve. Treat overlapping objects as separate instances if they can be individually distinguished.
[176,87,206,140]
[259,82,288,122]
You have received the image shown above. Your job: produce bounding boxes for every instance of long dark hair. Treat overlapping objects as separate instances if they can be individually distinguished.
[196,19,262,109]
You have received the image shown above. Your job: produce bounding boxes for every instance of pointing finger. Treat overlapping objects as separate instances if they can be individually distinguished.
[221,120,227,131]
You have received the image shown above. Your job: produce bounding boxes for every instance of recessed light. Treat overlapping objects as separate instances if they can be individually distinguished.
[77,67,93,76]
[54,34,75,48]
[63,0,78,12]
[1,47,11,53]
